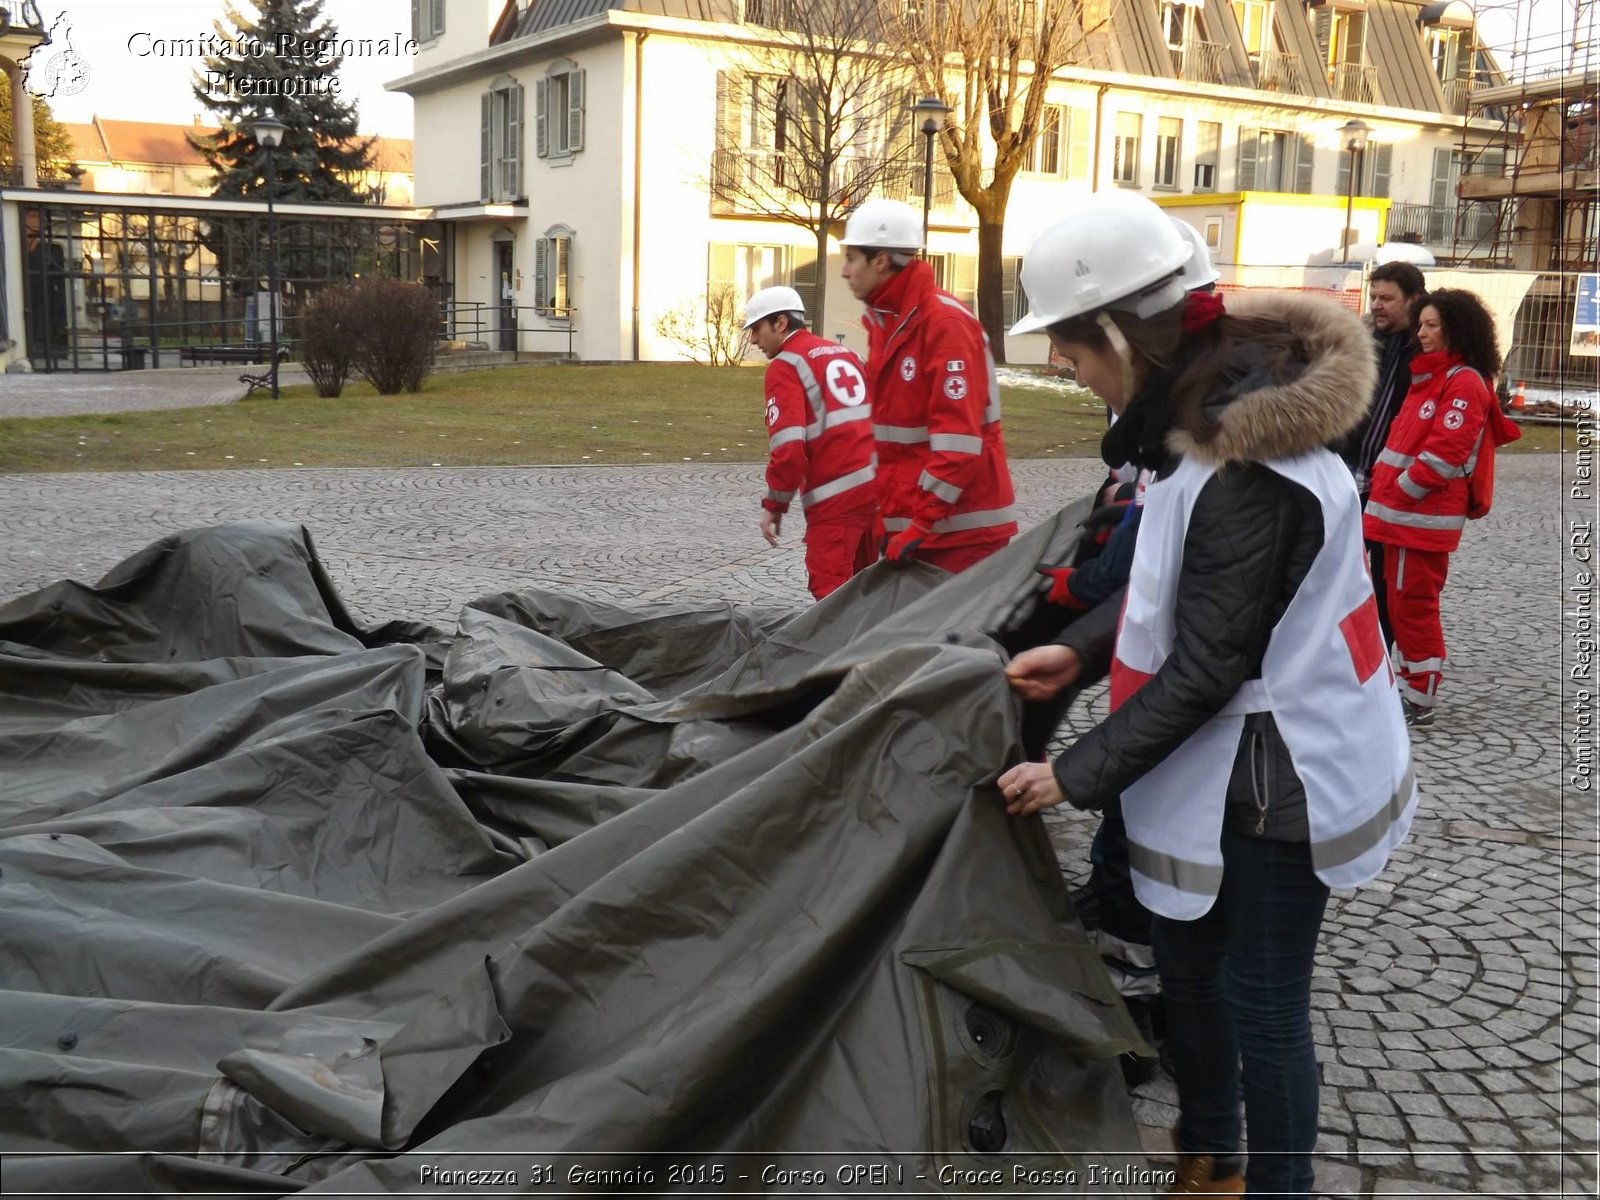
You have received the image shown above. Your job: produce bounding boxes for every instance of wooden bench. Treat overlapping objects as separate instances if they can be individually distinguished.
[179,345,270,367]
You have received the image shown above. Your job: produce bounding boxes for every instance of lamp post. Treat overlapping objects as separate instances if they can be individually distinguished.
[251,115,288,398]
[911,97,952,254]
[1340,118,1370,265]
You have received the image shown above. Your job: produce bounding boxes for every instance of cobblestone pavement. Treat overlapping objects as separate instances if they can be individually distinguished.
[0,453,1593,1197]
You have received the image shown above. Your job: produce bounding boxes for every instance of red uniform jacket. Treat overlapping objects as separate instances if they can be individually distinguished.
[761,329,877,522]
[1364,349,1521,553]
[861,260,1017,551]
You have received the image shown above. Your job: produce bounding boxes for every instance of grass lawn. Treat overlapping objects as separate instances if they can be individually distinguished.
[0,362,1566,474]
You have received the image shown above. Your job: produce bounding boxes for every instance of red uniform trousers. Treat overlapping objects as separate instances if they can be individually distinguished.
[804,510,879,600]
[1385,544,1450,707]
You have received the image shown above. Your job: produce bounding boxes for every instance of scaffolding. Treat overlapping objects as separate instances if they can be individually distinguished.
[1455,0,1596,385]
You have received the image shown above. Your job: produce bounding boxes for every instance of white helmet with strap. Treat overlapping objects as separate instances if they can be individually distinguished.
[839,198,924,251]
[1009,193,1195,335]
[1170,217,1220,290]
[743,285,806,330]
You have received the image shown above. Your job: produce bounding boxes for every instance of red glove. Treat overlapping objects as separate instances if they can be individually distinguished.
[884,523,931,566]
[1038,565,1089,610]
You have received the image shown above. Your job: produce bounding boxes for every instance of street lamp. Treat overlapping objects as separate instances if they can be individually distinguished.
[1340,118,1370,265]
[911,97,952,254]
[251,115,288,398]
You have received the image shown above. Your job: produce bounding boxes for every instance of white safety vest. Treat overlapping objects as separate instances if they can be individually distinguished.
[1110,451,1418,920]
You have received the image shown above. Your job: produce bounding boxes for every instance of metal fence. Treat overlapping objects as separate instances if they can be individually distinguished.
[1504,272,1599,389]
[441,300,578,358]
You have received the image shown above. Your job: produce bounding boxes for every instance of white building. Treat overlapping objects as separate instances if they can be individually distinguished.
[391,0,1508,364]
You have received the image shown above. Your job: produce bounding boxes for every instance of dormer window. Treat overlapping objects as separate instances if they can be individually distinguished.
[1233,0,1275,58]
[1419,0,1477,109]
[1311,0,1378,103]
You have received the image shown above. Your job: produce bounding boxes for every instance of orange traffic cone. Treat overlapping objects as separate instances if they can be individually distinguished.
[1512,380,1527,411]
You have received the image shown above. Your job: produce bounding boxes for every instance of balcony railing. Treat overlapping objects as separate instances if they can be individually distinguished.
[1386,201,1500,250]
[1253,49,1313,95]
[1171,40,1228,85]
[1441,76,1472,114]
[711,150,961,216]
[1329,61,1381,104]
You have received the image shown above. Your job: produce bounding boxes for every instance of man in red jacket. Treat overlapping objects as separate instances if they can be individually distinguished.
[838,198,1017,573]
[745,286,879,600]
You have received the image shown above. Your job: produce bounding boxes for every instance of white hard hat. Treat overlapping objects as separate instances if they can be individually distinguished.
[1009,193,1195,335]
[839,198,924,251]
[1170,218,1220,289]
[742,285,806,330]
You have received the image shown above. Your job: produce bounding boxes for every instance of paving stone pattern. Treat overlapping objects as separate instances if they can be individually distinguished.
[0,452,1592,1197]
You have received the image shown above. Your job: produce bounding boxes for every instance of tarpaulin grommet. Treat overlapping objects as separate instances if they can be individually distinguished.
[964,1004,1019,1061]
[57,1033,78,1051]
[967,1090,1008,1154]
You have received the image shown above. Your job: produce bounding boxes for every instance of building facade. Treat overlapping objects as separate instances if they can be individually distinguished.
[394,0,1509,365]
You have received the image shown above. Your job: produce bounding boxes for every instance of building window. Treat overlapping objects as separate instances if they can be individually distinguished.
[1161,0,1194,49]
[412,0,445,42]
[1003,256,1030,327]
[1112,112,1142,186]
[925,252,978,312]
[1232,0,1272,57]
[1337,140,1392,197]
[1154,117,1182,188]
[1194,120,1220,190]
[537,60,586,162]
[535,226,573,318]
[1236,126,1314,193]
[1024,105,1092,178]
[479,76,524,202]
[1029,106,1063,175]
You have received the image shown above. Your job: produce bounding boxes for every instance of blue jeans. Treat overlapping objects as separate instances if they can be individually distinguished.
[1150,830,1329,1197]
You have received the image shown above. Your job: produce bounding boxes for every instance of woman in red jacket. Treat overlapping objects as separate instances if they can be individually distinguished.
[1363,288,1521,729]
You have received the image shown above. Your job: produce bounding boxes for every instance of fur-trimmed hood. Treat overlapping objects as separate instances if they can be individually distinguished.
[1167,291,1376,467]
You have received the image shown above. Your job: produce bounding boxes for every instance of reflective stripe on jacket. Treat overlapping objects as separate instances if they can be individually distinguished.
[861,261,1017,550]
[1363,351,1501,553]
[761,330,877,521]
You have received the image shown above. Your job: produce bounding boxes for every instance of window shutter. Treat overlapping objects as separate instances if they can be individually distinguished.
[508,85,524,198]
[952,254,978,313]
[480,92,492,199]
[535,237,549,309]
[1344,12,1365,62]
[1002,257,1018,326]
[431,0,445,35]
[714,72,742,195]
[1294,133,1315,193]
[1336,147,1352,197]
[1430,147,1453,208]
[535,78,549,159]
[1313,8,1332,61]
[568,69,585,153]
[1236,126,1258,190]
[790,243,818,316]
[1371,142,1392,197]
[412,0,421,41]
[1067,108,1092,178]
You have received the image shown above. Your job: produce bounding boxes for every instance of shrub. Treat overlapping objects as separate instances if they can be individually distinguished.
[300,286,358,398]
[347,279,440,395]
[654,284,750,366]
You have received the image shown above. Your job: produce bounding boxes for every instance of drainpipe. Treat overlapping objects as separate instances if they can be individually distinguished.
[631,30,649,361]
[1091,83,1110,191]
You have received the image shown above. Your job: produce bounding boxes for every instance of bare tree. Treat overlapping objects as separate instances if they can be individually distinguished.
[882,0,1104,360]
[705,0,917,322]
[655,285,750,366]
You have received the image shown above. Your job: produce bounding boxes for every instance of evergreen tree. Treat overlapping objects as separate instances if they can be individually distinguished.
[191,0,373,202]
[0,76,74,184]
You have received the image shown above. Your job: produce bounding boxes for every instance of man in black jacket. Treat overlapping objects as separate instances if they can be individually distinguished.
[1340,260,1425,646]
